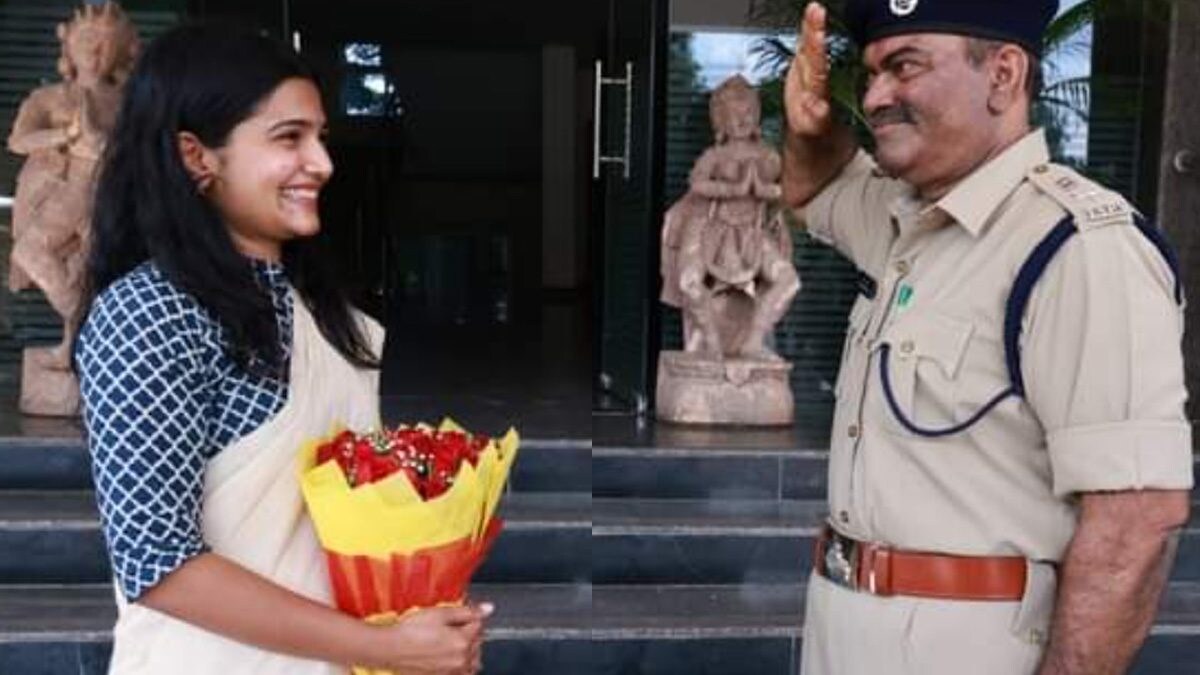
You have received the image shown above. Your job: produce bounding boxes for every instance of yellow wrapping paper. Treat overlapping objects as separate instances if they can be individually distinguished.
[298,420,519,675]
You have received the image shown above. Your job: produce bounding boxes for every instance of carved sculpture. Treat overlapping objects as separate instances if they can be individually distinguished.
[7,2,138,416]
[657,76,800,425]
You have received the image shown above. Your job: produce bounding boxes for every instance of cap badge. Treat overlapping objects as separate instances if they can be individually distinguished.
[889,0,919,17]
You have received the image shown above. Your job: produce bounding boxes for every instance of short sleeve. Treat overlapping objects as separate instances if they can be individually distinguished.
[77,277,214,601]
[1022,223,1193,497]
[800,150,903,267]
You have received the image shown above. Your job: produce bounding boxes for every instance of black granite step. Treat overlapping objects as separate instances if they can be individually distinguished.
[593,498,816,585]
[5,581,1198,675]
[0,434,589,493]
[0,491,591,586]
[591,497,1200,585]
[593,445,828,500]
[594,445,1200,502]
[0,582,592,675]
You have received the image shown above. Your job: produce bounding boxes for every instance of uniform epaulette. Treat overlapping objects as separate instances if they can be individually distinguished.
[1026,162,1135,230]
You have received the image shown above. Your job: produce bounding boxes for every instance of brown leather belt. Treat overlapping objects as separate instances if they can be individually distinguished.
[815,525,1027,601]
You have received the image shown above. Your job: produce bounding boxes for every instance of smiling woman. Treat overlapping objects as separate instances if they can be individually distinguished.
[72,23,489,675]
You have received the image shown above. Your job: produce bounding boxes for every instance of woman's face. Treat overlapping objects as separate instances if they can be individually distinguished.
[206,77,332,261]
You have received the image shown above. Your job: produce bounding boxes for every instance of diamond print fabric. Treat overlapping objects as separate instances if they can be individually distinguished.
[77,260,293,600]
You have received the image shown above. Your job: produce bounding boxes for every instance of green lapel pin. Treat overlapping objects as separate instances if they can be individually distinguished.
[897,284,914,309]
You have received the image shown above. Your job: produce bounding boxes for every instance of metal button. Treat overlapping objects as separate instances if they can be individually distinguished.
[1028,628,1046,645]
[1033,164,1049,174]
[899,339,915,355]
[894,259,910,275]
[838,510,850,524]
[847,424,859,439]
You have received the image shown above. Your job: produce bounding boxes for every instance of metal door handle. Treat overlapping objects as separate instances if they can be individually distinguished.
[593,60,633,181]
[1173,150,1195,175]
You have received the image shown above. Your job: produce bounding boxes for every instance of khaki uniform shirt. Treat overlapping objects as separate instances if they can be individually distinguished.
[803,129,1193,562]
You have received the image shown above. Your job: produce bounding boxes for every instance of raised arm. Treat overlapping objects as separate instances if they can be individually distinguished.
[781,2,858,209]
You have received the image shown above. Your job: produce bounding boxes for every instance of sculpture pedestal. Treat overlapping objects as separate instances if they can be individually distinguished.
[655,351,793,426]
[20,347,80,417]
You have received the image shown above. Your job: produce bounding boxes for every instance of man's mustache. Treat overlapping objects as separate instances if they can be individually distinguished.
[867,104,917,128]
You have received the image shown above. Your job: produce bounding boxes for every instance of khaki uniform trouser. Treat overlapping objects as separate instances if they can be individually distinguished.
[800,565,1057,675]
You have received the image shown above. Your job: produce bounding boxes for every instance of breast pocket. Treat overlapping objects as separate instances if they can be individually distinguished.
[876,312,975,436]
[834,296,874,399]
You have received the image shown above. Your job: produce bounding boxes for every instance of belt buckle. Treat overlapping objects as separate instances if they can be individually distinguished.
[823,531,859,591]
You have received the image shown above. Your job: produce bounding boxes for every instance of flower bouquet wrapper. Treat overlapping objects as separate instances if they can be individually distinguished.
[298,421,519,675]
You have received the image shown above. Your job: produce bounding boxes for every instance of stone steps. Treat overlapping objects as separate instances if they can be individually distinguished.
[5,580,1199,675]
[0,435,590,493]
[588,420,1200,674]
[3,416,1200,673]
[0,430,593,674]
[0,490,591,586]
[0,583,593,675]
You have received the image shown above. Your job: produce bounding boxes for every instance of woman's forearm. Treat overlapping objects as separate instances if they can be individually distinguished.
[139,552,378,668]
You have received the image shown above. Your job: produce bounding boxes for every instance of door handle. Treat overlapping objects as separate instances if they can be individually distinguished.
[593,60,633,181]
[1172,150,1195,175]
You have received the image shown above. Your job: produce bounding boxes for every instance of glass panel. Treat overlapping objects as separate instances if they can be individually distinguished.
[664,0,1103,426]
[664,25,855,425]
[343,41,383,67]
[341,70,397,117]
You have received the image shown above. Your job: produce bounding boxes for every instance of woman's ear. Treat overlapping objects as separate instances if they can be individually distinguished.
[177,131,219,194]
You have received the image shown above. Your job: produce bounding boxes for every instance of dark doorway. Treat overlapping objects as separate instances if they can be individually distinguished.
[190,0,665,431]
[284,0,606,436]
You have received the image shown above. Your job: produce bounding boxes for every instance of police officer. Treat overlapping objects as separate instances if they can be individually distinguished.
[782,1,1193,673]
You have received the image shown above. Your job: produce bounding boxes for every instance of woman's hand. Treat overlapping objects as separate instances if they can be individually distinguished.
[371,603,493,675]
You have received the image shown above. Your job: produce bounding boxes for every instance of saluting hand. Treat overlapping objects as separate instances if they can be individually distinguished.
[780,2,857,208]
[784,2,833,139]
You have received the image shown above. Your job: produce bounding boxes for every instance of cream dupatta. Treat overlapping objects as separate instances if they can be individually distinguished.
[107,294,382,675]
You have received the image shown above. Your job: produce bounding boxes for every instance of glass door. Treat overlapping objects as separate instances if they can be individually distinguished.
[594,0,669,414]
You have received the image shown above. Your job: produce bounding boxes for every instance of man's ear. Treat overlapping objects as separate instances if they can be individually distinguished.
[177,131,219,193]
[987,44,1030,114]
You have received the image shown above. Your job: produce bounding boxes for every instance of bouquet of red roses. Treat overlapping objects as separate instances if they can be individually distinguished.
[298,420,519,675]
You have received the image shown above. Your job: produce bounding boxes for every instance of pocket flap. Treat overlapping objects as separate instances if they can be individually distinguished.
[881,312,974,379]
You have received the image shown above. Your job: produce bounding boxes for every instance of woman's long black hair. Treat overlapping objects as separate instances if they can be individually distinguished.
[80,23,379,376]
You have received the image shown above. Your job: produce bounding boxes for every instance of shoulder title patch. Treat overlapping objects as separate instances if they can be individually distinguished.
[1027,163,1135,230]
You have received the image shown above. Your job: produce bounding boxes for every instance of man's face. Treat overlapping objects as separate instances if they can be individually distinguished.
[861,33,998,196]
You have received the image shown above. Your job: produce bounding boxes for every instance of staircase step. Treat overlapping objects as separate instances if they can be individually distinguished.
[592,498,816,585]
[7,582,1196,675]
[0,583,592,675]
[592,497,1200,585]
[593,445,828,500]
[595,443,1200,501]
[0,491,591,585]
[0,435,588,493]
[593,417,828,500]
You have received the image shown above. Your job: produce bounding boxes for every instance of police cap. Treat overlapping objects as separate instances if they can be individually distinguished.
[845,0,1059,54]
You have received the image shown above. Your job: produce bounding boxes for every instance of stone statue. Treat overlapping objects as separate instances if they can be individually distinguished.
[657,75,800,426]
[7,2,139,416]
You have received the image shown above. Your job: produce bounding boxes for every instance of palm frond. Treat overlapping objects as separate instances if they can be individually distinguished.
[1039,76,1091,114]
[1043,0,1095,52]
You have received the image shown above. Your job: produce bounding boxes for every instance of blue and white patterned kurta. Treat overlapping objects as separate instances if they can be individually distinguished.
[77,260,293,601]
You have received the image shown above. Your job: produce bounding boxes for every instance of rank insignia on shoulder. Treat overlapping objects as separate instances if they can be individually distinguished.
[1027,163,1134,229]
